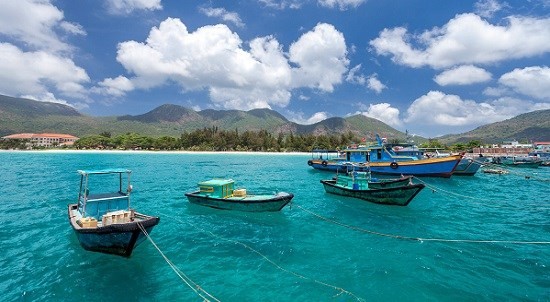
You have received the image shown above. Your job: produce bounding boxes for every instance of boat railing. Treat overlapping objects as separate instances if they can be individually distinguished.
[79,192,130,219]
[310,149,343,160]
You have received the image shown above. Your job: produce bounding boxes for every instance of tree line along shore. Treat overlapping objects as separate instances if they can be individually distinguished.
[0,127,483,153]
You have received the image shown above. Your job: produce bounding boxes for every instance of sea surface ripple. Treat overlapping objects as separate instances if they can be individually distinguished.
[0,151,548,301]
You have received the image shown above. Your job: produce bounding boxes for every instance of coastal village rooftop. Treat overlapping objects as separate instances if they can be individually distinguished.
[2,133,79,147]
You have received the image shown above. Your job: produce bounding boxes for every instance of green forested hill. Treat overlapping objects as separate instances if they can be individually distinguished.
[0,94,410,139]
[438,109,550,144]
[3,94,547,144]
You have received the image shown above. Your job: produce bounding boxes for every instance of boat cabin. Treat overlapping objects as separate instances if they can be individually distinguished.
[198,178,246,198]
[77,169,133,222]
[335,171,370,190]
[310,148,343,160]
[342,145,416,163]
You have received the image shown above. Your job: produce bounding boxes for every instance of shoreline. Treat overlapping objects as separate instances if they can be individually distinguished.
[0,149,310,156]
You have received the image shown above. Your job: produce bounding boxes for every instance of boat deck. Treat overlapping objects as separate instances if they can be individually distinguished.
[225,194,273,201]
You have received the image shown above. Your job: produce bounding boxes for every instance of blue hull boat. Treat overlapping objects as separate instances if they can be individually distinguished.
[185,178,294,212]
[392,146,487,176]
[68,169,159,257]
[308,135,462,177]
[309,155,461,177]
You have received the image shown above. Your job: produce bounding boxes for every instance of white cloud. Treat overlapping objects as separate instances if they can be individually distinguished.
[318,0,366,10]
[59,21,86,36]
[404,91,548,129]
[367,74,386,93]
[258,0,303,9]
[0,43,89,99]
[289,23,349,92]
[199,7,244,28]
[370,13,550,69]
[434,65,492,86]
[287,111,329,125]
[95,76,134,97]
[0,0,85,53]
[346,64,366,85]
[498,66,550,100]
[0,0,90,106]
[360,103,401,127]
[20,92,72,107]
[105,0,162,15]
[474,0,505,18]
[406,91,494,126]
[483,86,510,97]
[102,18,349,111]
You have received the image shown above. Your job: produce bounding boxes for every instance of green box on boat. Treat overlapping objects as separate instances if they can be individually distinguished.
[199,179,235,198]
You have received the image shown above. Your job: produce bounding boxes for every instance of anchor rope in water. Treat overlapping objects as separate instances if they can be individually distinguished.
[294,205,550,245]
[137,222,221,302]
[412,172,549,206]
[172,216,365,302]
[412,176,482,201]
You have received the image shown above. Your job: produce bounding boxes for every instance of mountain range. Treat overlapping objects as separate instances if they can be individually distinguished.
[1,94,548,144]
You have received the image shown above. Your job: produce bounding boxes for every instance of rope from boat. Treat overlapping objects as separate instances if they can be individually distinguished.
[294,205,550,245]
[174,217,365,302]
[411,176,481,201]
[137,222,220,302]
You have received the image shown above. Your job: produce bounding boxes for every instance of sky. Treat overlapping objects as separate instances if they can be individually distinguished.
[0,0,549,137]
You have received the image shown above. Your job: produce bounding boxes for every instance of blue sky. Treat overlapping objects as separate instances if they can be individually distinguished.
[1,0,549,137]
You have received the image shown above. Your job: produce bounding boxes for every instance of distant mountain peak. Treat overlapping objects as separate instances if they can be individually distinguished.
[247,108,288,121]
[9,94,547,144]
[0,94,81,117]
[117,103,196,123]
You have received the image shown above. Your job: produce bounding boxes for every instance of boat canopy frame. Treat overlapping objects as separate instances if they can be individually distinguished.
[77,169,132,219]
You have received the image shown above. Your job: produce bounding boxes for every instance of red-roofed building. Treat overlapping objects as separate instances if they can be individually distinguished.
[2,133,79,147]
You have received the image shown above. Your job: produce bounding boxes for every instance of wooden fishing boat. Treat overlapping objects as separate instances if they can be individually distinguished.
[335,171,414,189]
[492,156,542,168]
[67,169,160,257]
[185,178,294,212]
[321,171,425,206]
[308,135,461,177]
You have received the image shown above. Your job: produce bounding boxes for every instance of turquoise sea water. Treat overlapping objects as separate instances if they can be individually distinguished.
[1,151,549,301]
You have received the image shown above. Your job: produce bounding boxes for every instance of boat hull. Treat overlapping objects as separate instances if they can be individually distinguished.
[68,204,160,257]
[452,158,484,176]
[310,155,461,178]
[320,180,425,206]
[497,162,541,168]
[185,192,294,212]
[368,176,414,189]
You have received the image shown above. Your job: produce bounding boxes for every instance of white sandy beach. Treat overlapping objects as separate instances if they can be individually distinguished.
[0,149,310,156]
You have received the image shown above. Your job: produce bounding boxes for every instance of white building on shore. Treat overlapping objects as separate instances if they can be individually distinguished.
[2,133,79,147]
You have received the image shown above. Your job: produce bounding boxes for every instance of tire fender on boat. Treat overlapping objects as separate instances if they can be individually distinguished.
[307,160,313,166]
[322,160,328,167]
[390,162,399,169]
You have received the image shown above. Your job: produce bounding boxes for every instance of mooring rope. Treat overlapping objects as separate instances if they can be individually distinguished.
[137,222,221,302]
[173,216,365,302]
[295,205,550,245]
[412,176,482,201]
